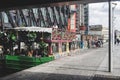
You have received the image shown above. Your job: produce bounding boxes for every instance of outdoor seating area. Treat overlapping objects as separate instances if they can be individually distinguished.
[0,27,55,70]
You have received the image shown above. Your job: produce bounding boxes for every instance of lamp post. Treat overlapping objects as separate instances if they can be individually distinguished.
[108,1,117,72]
[112,3,117,46]
[108,0,112,72]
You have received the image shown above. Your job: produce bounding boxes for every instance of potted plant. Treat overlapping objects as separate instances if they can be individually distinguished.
[39,41,48,57]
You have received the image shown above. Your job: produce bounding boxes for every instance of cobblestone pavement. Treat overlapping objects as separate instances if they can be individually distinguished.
[1,43,120,80]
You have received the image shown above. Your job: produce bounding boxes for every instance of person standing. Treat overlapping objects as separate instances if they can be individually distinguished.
[87,39,90,49]
[91,40,94,48]
[80,40,84,49]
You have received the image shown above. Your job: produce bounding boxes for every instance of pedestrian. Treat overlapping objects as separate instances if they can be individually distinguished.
[95,40,98,48]
[97,40,101,47]
[91,40,94,48]
[80,40,84,48]
[101,40,103,47]
[116,38,119,45]
[87,39,90,49]
[27,49,33,57]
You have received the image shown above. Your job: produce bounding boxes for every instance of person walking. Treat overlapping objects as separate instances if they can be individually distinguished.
[87,39,90,49]
[80,40,84,49]
[116,38,119,45]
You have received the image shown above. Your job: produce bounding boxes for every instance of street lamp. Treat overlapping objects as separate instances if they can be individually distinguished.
[108,2,117,72]
[112,2,117,46]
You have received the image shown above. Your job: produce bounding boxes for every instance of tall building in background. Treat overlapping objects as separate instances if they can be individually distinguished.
[75,4,89,34]
[69,5,77,32]
[83,4,89,34]
[79,4,85,26]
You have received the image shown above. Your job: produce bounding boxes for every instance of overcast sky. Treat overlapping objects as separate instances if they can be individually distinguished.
[89,1,120,30]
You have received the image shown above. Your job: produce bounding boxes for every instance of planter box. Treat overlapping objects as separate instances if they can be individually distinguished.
[5,55,54,70]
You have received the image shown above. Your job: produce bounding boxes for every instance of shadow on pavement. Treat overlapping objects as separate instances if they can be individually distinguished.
[1,71,120,80]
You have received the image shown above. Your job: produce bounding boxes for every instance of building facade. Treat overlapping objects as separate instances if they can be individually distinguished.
[0,5,80,58]
[89,25,108,42]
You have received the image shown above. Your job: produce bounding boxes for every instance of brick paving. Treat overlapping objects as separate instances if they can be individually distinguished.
[1,43,120,80]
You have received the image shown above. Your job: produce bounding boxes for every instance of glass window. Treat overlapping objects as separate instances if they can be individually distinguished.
[3,12,9,23]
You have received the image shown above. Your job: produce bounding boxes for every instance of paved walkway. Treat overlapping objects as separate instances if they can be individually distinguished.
[1,43,120,80]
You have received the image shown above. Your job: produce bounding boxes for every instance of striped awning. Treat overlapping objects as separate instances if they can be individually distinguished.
[14,27,52,33]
